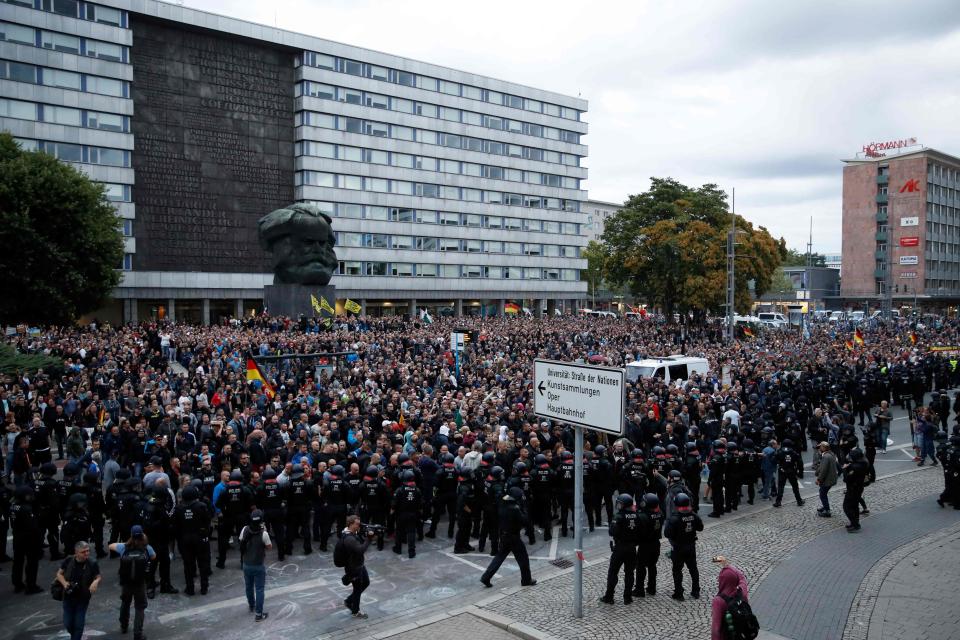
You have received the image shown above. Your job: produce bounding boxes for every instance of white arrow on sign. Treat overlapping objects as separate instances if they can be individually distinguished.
[533,359,624,436]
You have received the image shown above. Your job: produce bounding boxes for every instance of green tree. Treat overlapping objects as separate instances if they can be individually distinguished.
[581,240,610,298]
[781,246,826,267]
[601,178,782,318]
[0,133,123,325]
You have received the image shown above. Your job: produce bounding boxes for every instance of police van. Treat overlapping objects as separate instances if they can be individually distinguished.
[625,355,710,384]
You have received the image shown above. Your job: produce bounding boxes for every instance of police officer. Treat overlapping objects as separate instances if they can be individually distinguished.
[681,442,703,512]
[942,435,960,509]
[530,454,555,541]
[473,451,495,537]
[593,445,615,526]
[478,466,505,555]
[724,442,742,513]
[741,439,760,505]
[556,451,576,537]
[285,466,313,557]
[216,469,253,568]
[36,462,62,559]
[634,493,663,598]
[507,461,537,545]
[392,469,421,558]
[842,448,869,532]
[428,455,458,539]
[319,465,348,552]
[105,468,130,549]
[773,439,805,508]
[175,485,213,595]
[600,494,639,605]
[60,492,93,558]
[479,487,536,588]
[256,468,287,561]
[358,465,388,549]
[664,493,703,601]
[707,441,727,518]
[453,468,476,554]
[664,470,690,520]
[144,485,178,597]
[10,485,43,594]
[81,471,107,558]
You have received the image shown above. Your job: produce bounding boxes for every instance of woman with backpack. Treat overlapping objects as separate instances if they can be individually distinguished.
[711,555,755,640]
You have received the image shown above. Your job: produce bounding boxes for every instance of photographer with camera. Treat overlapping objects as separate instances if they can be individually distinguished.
[54,540,102,640]
[336,515,377,619]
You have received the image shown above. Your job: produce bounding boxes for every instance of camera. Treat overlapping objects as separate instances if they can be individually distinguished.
[362,523,384,535]
[64,582,79,597]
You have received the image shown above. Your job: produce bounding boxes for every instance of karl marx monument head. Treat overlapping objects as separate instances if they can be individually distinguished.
[258,203,338,285]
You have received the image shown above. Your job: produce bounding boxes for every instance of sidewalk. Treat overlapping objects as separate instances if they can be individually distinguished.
[471,466,945,640]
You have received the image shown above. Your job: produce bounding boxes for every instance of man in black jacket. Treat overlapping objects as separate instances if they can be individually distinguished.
[341,515,375,619]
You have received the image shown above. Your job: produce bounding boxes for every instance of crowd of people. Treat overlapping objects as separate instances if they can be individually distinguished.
[2,311,960,638]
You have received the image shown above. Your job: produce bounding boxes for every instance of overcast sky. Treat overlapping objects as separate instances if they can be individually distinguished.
[187,0,960,253]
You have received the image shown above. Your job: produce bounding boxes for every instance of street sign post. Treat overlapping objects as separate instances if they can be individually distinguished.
[534,359,625,618]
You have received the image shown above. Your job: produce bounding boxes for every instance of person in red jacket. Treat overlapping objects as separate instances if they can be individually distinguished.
[711,555,749,640]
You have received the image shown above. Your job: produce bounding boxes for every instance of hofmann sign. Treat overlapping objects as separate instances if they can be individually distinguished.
[533,359,624,435]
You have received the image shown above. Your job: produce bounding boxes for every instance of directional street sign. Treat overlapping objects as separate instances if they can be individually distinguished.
[533,359,624,436]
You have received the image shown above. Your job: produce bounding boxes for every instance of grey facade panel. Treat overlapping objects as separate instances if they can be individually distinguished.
[129,16,295,273]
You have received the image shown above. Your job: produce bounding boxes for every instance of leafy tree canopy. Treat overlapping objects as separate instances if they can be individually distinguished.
[0,132,123,325]
[601,178,782,318]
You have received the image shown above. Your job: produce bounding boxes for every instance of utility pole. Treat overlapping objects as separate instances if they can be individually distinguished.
[726,188,736,342]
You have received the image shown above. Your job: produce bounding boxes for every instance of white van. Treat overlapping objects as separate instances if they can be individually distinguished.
[828,311,846,323]
[757,312,788,328]
[849,311,866,323]
[625,356,710,384]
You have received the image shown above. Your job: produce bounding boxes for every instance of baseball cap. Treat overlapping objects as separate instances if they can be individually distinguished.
[131,525,144,538]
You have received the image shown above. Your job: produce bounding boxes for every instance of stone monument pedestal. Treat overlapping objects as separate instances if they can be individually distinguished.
[263,283,337,318]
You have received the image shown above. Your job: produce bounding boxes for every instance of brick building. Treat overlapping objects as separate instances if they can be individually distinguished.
[841,147,960,308]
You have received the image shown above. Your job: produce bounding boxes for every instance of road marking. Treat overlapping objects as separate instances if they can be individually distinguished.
[902,449,917,460]
[548,525,559,560]
[441,550,487,571]
[157,576,331,623]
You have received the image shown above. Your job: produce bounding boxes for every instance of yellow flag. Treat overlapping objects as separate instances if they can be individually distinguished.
[320,296,335,315]
[309,294,324,315]
[344,299,361,314]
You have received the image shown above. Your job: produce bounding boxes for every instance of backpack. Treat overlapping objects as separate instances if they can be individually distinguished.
[118,547,149,586]
[333,536,348,568]
[722,587,759,640]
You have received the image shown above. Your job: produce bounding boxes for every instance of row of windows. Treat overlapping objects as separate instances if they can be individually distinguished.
[15,137,130,166]
[927,182,958,204]
[296,170,581,212]
[298,111,580,167]
[928,164,960,187]
[3,0,125,27]
[334,232,580,257]
[296,140,578,190]
[0,58,129,97]
[312,201,581,235]
[297,81,581,144]
[336,261,579,280]
[925,279,960,291]
[0,20,128,62]
[0,97,127,131]
[301,51,581,122]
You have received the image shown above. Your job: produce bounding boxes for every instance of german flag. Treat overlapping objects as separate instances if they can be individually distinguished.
[845,339,854,351]
[245,356,276,400]
[910,332,917,345]
[504,302,520,314]
[854,327,865,345]
[742,326,754,338]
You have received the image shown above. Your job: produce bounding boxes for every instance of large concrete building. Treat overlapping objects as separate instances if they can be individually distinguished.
[584,198,619,242]
[841,145,960,307]
[0,0,589,323]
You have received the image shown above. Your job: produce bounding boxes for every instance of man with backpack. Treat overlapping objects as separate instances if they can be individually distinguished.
[239,510,272,622]
[710,555,758,640]
[109,525,156,640]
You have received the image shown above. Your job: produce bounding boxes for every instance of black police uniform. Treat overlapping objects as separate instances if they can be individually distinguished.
[531,460,555,541]
[35,470,62,558]
[634,498,663,596]
[429,464,458,538]
[601,501,640,604]
[707,447,726,517]
[663,503,703,599]
[319,474,348,552]
[358,472,388,549]
[216,477,253,566]
[392,480,422,558]
[453,475,476,553]
[143,487,177,594]
[175,490,213,594]
[478,474,505,554]
[10,489,42,593]
[479,491,535,587]
[256,478,287,560]
[841,454,869,530]
[592,451,615,526]
[285,472,313,556]
[773,445,804,507]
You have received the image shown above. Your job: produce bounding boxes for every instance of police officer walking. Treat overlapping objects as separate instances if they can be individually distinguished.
[842,448,869,532]
[773,439,805,508]
[391,470,421,558]
[10,485,43,594]
[479,487,536,588]
[600,494,640,605]
[664,493,703,601]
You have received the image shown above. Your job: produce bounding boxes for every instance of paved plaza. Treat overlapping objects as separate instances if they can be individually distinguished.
[1,400,955,640]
